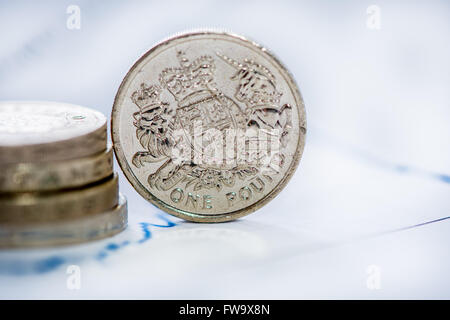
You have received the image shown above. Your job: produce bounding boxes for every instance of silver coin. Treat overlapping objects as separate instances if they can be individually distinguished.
[112,31,306,222]
[0,101,107,163]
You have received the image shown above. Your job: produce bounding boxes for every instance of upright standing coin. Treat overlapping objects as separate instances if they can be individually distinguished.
[0,101,107,163]
[112,31,306,222]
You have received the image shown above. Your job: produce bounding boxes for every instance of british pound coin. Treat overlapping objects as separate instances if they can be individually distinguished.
[112,31,306,222]
[0,193,127,248]
[0,174,119,224]
[0,101,107,163]
[0,146,114,192]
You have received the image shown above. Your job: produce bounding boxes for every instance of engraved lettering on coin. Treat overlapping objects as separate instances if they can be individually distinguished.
[112,31,306,222]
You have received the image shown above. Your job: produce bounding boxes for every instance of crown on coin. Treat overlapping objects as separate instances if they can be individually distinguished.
[131,83,166,113]
[159,51,216,101]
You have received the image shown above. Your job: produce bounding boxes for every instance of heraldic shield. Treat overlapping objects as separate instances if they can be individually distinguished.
[131,50,292,192]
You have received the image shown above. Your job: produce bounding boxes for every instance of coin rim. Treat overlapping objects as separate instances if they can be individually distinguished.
[0,146,114,192]
[0,174,119,224]
[111,30,306,222]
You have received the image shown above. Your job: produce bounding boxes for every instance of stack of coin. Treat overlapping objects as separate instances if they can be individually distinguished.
[0,101,127,248]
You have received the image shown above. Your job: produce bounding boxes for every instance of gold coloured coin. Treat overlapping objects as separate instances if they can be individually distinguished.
[0,101,107,163]
[0,174,119,224]
[112,31,306,222]
[0,147,114,192]
[0,193,127,248]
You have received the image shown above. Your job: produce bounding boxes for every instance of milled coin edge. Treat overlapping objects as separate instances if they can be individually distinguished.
[0,146,114,192]
[0,193,128,248]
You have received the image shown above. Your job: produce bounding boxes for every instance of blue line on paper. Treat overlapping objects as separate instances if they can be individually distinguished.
[34,256,66,273]
[0,213,177,275]
[311,127,450,186]
[138,213,176,244]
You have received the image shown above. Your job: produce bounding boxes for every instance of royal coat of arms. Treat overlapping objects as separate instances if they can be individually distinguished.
[130,50,292,192]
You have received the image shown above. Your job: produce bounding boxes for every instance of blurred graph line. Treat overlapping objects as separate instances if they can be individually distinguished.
[309,125,450,186]
[0,212,177,276]
[0,29,54,81]
[240,213,450,270]
[382,215,450,234]
[0,0,113,81]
